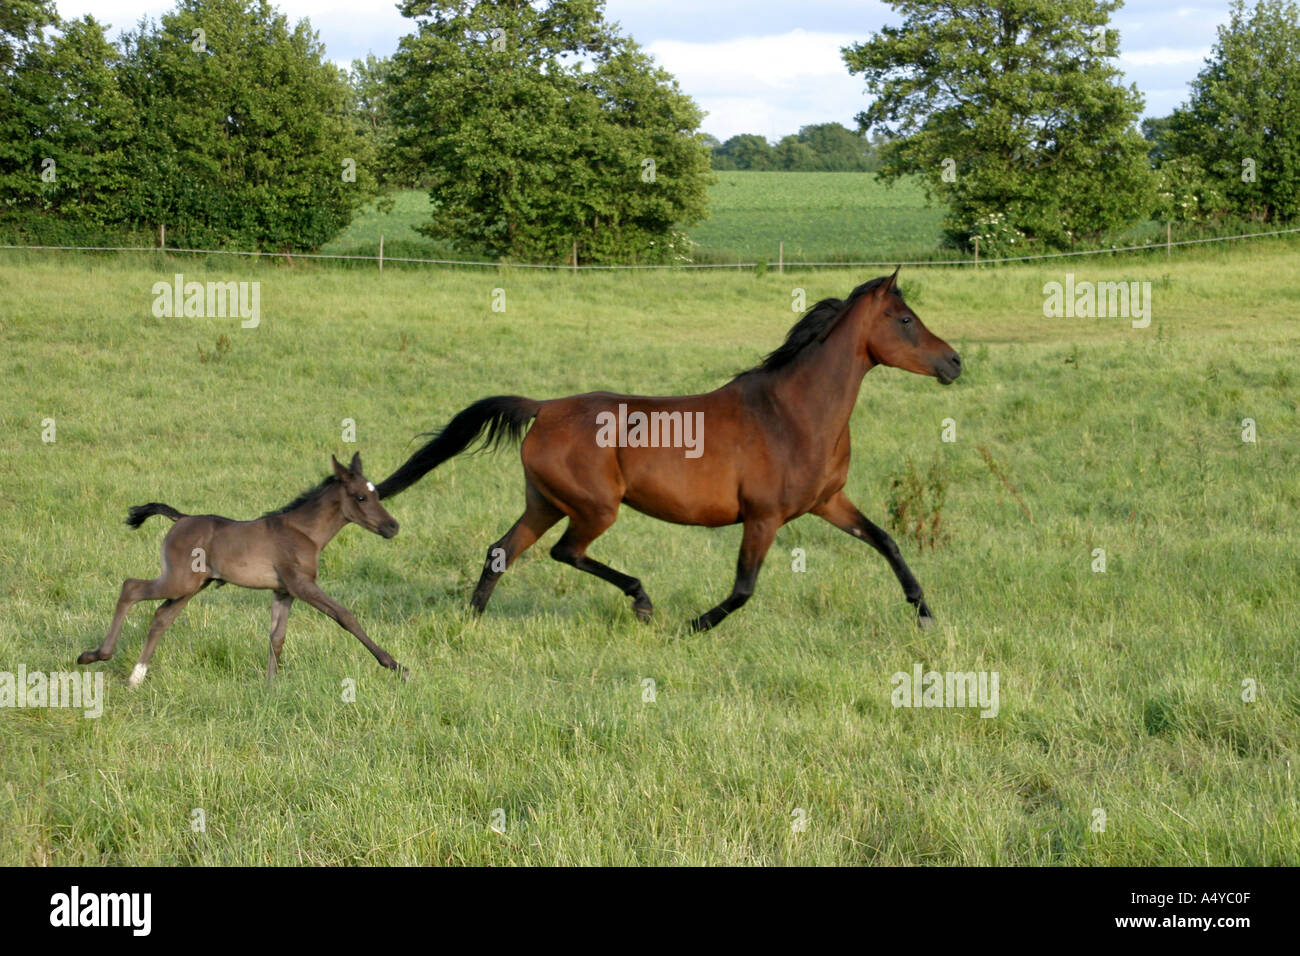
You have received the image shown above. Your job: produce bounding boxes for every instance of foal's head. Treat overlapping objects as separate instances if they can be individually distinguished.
[856,270,962,385]
[332,453,400,538]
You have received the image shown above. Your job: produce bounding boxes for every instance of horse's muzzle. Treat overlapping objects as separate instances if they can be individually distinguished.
[935,352,962,385]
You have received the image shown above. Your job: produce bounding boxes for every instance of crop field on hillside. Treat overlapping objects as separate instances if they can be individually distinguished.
[322,172,949,264]
[2,240,1298,864]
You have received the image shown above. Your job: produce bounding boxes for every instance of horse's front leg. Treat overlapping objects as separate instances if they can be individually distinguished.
[689,517,778,632]
[282,572,407,679]
[813,490,933,627]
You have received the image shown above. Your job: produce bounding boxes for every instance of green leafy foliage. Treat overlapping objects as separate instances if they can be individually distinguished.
[388,0,712,264]
[1169,0,1300,222]
[843,0,1155,251]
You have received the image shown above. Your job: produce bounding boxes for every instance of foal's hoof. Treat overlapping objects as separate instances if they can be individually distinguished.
[915,601,935,629]
[76,650,101,665]
[393,664,410,682]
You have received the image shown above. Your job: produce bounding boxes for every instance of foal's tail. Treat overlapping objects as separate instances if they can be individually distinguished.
[376,395,541,499]
[125,503,187,528]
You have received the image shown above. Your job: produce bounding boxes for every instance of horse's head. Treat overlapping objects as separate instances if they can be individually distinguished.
[858,269,962,385]
[332,452,400,538]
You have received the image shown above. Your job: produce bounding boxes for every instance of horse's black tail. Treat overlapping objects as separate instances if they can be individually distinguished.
[376,395,541,499]
[125,503,187,528]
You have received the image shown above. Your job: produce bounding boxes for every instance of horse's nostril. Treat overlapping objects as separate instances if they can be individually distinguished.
[950,353,962,368]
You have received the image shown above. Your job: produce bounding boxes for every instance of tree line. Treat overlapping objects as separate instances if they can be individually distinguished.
[1,0,1297,263]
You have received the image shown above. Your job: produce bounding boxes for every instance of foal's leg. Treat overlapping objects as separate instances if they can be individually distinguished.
[282,573,406,679]
[265,591,294,680]
[77,577,167,665]
[471,484,562,614]
[690,518,778,632]
[813,490,934,627]
[549,510,654,622]
[128,591,197,687]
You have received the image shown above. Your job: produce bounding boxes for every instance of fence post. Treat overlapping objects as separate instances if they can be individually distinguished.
[778,240,783,275]
[159,224,165,249]
[378,234,383,274]
[572,241,578,274]
[1166,222,1171,259]
[974,236,979,267]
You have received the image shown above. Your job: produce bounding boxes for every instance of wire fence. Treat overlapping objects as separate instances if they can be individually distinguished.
[3,224,1299,271]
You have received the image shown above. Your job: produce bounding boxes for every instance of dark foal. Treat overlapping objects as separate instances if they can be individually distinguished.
[376,270,962,631]
[77,453,405,684]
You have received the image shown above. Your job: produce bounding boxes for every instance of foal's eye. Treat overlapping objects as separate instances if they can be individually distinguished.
[355,495,367,503]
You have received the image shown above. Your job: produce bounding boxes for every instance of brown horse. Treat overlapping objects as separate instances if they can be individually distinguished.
[77,453,406,684]
[377,270,961,630]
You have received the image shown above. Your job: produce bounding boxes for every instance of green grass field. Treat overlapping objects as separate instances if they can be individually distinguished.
[323,171,949,264]
[3,238,1298,864]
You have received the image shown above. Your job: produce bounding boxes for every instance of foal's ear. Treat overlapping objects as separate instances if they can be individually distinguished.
[331,454,349,479]
[349,451,363,475]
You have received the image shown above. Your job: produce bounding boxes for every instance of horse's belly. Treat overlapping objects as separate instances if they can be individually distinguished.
[619,454,740,526]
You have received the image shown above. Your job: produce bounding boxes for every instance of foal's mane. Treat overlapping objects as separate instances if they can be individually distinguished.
[261,474,339,518]
[732,276,892,381]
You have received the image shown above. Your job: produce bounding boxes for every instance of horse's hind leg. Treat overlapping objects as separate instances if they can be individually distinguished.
[265,591,294,680]
[77,577,167,665]
[690,517,778,632]
[128,591,198,686]
[549,510,654,622]
[470,484,562,614]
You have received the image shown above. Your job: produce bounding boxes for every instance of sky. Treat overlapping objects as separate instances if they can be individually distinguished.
[60,0,1232,141]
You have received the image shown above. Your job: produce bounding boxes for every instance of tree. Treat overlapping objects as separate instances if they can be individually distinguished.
[1140,115,1176,165]
[348,54,408,188]
[773,135,817,170]
[1,13,139,240]
[793,122,875,171]
[843,0,1154,251]
[388,0,712,264]
[716,133,775,170]
[114,0,378,250]
[1169,0,1300,222]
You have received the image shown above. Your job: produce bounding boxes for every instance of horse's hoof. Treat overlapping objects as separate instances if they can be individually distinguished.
[127,663,148,687]
[688,616,710,633]
[632,601,653,623]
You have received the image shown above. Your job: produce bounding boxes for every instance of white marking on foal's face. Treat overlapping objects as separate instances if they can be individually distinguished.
[366,481,375,492]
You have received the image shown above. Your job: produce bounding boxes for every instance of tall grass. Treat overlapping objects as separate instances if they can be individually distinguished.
[2,238,1297,864]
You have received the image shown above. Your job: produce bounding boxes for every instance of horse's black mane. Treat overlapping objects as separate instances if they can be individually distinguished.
[262,475,339,518]
[732,276,893,380]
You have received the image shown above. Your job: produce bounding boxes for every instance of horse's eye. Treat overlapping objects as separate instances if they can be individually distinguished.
[900,315,912,324]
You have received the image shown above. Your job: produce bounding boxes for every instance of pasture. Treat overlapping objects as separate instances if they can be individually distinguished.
[2,240,1298,864]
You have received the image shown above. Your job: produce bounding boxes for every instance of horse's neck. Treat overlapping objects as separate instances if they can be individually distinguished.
[281,494,346,550]
[765,312,871,434]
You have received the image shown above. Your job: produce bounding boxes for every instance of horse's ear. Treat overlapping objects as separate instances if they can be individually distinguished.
[349,451,363,475]
[883,266,900,293]
[331,455,348,479]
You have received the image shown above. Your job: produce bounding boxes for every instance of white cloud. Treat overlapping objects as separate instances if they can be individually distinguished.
[646,29,868,140]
